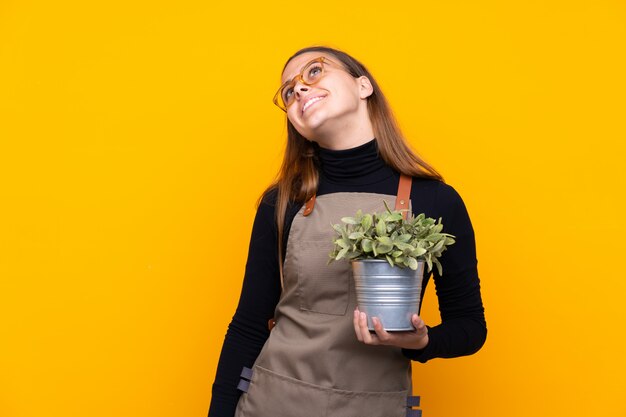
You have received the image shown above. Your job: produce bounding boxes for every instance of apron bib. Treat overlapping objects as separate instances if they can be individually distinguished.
[234,176,421,417]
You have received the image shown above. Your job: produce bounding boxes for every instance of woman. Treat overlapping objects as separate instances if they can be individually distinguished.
[208,45,487,417]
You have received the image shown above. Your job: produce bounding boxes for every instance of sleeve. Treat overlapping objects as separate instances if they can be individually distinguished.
[207,189,282,417]
[402,182,487,363]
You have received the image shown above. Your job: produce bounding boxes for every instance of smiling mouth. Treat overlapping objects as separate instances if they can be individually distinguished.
[302,96,327,115]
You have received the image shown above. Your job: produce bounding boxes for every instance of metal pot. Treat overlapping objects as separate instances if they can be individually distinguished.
[351,259,425,331]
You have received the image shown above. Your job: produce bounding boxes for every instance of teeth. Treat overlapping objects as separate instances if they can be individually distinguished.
[303,96,325,113]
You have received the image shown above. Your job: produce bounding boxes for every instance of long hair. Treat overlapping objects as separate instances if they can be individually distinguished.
[257,45,444,288]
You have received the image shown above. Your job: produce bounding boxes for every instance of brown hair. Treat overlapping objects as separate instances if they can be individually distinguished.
[257,45,444,287]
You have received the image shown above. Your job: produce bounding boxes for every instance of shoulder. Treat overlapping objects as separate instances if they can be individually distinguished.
[409,177,465,207]
[409,176,443,196]
[434,181,465,208]
[260,185,279,207]
[409,177,470,221]
[432,181,475,234]
[256,185,303,231]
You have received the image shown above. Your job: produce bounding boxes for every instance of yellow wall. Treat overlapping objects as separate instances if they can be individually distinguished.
[1,1,624,416]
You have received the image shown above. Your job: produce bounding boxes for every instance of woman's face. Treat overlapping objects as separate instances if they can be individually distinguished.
[280,52,372,141]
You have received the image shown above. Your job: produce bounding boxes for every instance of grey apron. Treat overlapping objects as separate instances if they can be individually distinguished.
[234,176,422,417]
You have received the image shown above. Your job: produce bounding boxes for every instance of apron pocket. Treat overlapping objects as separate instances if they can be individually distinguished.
[296,240,351,316]
[235,365,408,417]
[236,365,328,417]
[326,387,408,417]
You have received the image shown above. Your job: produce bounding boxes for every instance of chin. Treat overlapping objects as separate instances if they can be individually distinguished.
[301,108,335,131]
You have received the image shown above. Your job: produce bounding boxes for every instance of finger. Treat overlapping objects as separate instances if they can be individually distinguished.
[353,308,363,342]
[411,314,423,329]
[372,317,391,344]
[411,314,427,336]
[359,312,379,345]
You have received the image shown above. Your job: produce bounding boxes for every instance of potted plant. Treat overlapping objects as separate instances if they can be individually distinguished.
[328,201,456,331]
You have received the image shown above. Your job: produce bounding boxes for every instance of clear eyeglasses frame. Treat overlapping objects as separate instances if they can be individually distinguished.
[272,56,346,112]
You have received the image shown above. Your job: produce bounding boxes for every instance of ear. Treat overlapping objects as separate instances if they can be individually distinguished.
[357,76,374,99]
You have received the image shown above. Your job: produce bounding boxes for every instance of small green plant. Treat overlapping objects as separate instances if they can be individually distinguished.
[328,201,456,275]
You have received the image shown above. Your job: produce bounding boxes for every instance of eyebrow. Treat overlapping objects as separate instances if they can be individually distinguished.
[282,58,317,85]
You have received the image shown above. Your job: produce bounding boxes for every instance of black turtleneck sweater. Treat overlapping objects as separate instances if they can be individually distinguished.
[208,139,487,417]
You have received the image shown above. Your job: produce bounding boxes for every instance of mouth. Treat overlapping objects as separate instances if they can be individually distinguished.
[301,95,327,115]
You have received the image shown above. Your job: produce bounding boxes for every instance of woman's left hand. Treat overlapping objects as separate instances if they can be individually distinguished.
[353,307,429,350]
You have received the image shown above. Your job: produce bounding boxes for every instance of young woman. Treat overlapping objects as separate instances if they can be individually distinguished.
[208,45,487,417]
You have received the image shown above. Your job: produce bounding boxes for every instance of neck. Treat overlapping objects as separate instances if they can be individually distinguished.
[308,104,375,150]
[313,138,396,186]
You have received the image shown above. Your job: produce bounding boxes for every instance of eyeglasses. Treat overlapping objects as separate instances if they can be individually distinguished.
[273,56,347,112]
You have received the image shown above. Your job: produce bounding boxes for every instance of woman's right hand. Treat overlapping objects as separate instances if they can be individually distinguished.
[353,307,429,350]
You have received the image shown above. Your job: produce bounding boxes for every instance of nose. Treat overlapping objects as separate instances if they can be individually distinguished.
[294,81,309,99]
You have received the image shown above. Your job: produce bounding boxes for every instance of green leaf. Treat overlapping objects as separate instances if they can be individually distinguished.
[432,239,445,252]
[376,236,393,245]
[434,258,443,276]
[341,216,358,225]
[386,255,394,267]
[376,219,387,236]
[348,231,365,240]
[335,247,348,260]
[377,243,393,254]
[391,250,403,257]
[345,251,360,260]
[386,213,403,222]
[425,233,443,242]
[394,242,415,252]
[335,238,349,249]
[410,247,427,257]
[397,234,412,243]
[407,257,418,270]
[361,239,373,252]
[361,214,373,230]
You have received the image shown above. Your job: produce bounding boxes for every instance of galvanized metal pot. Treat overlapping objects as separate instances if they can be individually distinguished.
[351,259,425,331]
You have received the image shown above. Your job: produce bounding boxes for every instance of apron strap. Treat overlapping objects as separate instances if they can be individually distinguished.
[406,395,422,417]
[303,194,316,217]
[302,174,412,217]
[395,174,412,220]
[237,366,254,393]
[407,395,421,407]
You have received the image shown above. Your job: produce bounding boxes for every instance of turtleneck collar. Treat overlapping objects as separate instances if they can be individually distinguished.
[312,138,396,185]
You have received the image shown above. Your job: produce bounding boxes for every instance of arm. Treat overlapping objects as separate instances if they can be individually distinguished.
[401,182,487,363]
[352,182,487,360]
[207,190,282,417]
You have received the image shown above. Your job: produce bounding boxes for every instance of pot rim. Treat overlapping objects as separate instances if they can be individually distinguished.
[350,258,425,263]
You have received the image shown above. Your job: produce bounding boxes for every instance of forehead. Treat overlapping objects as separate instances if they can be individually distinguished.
[281,52,336,84]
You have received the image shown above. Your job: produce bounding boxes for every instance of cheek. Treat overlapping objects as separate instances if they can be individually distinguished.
[286,108,301,125]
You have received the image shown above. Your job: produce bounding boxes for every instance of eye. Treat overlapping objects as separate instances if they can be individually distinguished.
[283,87,294,101]
[308,64,323,79]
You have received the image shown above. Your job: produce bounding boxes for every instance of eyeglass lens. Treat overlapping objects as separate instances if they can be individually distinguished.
[281,60,325,107]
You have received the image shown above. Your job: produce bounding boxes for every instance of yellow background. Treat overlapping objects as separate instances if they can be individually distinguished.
[1,1,625,416]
